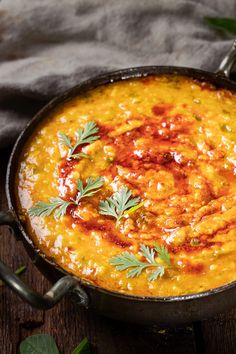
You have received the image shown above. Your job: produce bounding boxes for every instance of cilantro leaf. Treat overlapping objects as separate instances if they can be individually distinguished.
[110,243,171,281]
[59,121,99,160]
[99,186,141,227]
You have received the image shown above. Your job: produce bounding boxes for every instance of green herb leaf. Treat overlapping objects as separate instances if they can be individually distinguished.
[20,334,59,354]
[29,201,60,218]
[154,242,171,265]
[205,17,236,35]
[15,265,27,276]
[110,243,171,281]
[70,152,90,160]
[29,198,72,220]
[29,177,104,219]
[148,267,165,281]
[58,132,72,149]
[140,244,156,264]
[53,200,72,220]
[110,251,148,278]
[99,186,141,226]
[59,121,99,160]
[75,121,100,145]
[75,176,104,202]
[72,338,90,354]
[124,201,144,215]
[0,265,27,287]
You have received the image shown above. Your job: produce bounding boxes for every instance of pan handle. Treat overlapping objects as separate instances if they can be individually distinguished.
[216,40,236,78]
[0,210,89,310]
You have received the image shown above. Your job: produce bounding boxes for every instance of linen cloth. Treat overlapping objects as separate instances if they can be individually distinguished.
[0,0,235,148]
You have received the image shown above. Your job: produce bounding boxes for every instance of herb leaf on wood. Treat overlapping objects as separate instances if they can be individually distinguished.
[72,337,90,354]
[20,334,59,354]
[0,265,26,287]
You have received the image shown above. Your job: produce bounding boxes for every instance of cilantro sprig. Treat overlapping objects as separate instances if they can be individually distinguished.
[75,177,105,202]
[110,243,171,281]
[29,177,104,220]
[99,186,142,227]
[28,198,72,219]
[59,121,99,159]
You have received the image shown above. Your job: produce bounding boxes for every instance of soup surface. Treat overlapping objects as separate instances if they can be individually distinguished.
[17,75,236,296]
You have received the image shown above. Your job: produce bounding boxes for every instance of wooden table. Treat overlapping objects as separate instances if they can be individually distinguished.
[0,147,235,354]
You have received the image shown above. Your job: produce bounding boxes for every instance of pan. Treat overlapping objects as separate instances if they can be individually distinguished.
[1,40,236,326]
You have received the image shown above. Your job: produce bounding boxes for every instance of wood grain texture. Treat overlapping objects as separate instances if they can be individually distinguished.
[0,148,235,354]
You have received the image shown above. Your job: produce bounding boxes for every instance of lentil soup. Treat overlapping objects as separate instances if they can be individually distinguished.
[16,75,236,297]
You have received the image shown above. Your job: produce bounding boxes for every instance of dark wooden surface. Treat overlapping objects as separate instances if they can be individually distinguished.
[0,148,236,354]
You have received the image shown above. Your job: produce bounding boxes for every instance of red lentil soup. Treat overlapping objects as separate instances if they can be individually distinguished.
[16,75,236,296]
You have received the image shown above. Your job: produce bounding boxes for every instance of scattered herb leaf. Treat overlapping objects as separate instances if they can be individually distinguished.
[0,265,27,287]
[99,186,141,227]
[72,337,90,354]
[29,177,104,219]
[15,265,27,276]
[20,334,90,354]
[110,243,171,281]
[20,334,59,354]
[59,121,99,159]
[205,17,236,36]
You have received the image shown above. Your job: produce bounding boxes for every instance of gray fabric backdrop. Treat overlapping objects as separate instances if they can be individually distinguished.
[0,0,235,148]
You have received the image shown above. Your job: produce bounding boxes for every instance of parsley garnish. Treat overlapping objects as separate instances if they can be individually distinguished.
[29,177,104,220]
[110,243,171,281]
[59,121,99,159]
[99,186,141,227]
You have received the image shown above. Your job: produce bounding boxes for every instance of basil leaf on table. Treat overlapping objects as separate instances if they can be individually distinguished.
[205,17,236,35]
[72,337,90,354]
[20,334,59,354]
